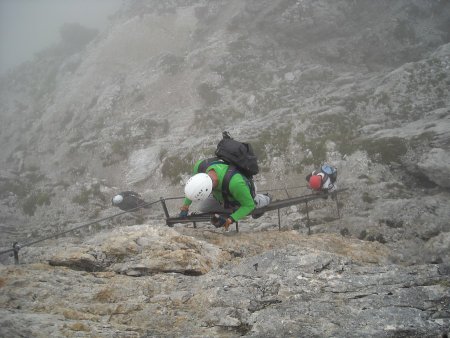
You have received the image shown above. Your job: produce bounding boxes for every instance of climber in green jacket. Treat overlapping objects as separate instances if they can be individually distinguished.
[179,159,271,231]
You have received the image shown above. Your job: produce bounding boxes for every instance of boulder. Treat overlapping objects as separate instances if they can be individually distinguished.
[417,148,450,188]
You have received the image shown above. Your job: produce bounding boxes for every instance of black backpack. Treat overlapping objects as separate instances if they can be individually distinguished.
[214,131,259,177]
[197,132,258,206]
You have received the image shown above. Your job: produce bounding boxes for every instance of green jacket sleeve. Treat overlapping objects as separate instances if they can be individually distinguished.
[182,160,203,206]
[228,175,256,221]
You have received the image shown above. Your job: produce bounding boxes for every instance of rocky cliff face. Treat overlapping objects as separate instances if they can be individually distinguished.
[1,225,449,337]
[0,0,449,336]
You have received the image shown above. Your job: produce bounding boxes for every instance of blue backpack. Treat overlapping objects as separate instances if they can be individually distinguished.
[321,164,337,183]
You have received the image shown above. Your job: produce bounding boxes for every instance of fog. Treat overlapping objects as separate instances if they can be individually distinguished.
[0,0,123,74]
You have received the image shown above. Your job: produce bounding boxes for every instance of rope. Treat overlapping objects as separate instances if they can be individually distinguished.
[262,185,308,192]
[0,186,311,257]
[160,196,184,201]
[0,198,163,256]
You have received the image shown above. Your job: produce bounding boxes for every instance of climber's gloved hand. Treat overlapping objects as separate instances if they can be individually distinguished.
[211,214,233,231]
[179,205,189,218]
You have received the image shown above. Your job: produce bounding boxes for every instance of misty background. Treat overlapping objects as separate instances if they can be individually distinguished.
[0,0,122,75]
[0,1,449,336]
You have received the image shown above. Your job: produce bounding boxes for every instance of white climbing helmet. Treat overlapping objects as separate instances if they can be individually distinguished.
[184,173,213,201]
[112,194,123,205]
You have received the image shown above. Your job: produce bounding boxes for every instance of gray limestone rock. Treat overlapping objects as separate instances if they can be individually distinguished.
[1,1,450,336]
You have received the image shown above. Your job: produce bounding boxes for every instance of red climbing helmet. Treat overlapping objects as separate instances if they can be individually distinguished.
[309,175,322,190]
